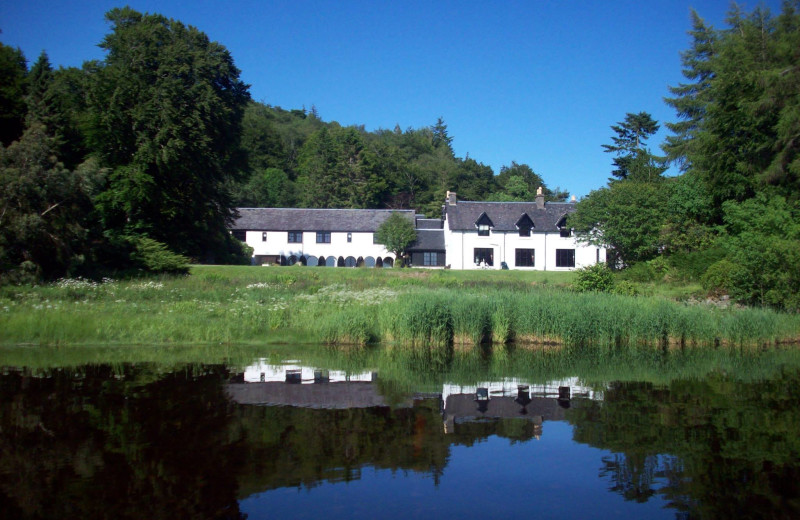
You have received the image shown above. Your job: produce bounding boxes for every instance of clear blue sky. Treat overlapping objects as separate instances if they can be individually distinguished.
[0,0,782,198]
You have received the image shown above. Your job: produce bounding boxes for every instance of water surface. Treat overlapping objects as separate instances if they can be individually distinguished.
[1,346,799,519]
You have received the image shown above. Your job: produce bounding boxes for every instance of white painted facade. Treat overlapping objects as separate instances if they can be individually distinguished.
[243,230,394,266]
[443,226,605,270]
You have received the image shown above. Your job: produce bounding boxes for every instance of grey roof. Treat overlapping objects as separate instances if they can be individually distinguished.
[445,201,576,232]
[232,208,416,232]
[225,382,413,409]
[444,395,568,422]
[408,229,445,252]
[415,218,443,230]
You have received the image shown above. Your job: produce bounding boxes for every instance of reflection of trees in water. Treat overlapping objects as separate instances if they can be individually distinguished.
[571,373,800,519]
[0,365,246,520]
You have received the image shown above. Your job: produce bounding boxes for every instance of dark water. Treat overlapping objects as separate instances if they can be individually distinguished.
[1,353,800,519]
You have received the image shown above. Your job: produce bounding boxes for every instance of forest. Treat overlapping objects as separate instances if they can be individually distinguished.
[1,4,799,311]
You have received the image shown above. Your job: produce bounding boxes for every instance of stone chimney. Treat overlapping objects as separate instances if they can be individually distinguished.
[535,186,545,210]
[447,191,457,206]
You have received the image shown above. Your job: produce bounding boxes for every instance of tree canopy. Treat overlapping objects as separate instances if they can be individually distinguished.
[374,213,417,267]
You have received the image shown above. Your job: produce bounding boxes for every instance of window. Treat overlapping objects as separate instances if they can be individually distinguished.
[423,252,438,266]
[474,248,494,267]
[316,231,331,243]
[556,249,575,268]
[515,249,535,267]
[478,224,490,237]
[519,226,531,237]
[288,231,303,243]
[347,232,352,243]
[262,232,267,242]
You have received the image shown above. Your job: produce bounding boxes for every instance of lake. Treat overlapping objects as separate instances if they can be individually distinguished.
[1,345,799,519]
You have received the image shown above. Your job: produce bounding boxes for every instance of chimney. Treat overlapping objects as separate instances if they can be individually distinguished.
[535,186,544,210]
[447,191,457,206]
[570,195,577,203]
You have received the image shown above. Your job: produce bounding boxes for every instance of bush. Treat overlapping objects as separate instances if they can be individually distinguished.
[619,262,657,283]
[701,259,739,297]
[130,237,190,274]
[573,264,614,293]
[612,280,639,297]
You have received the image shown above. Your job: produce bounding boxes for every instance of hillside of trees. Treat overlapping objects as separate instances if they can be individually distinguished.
[0,7,563,282]
[1,4,799,312]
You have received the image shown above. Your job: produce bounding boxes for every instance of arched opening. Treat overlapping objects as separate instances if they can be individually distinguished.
[383,257,394,268]
[356,256,365,267]
[337,256,345,267]
[326,256,336,267]
[365,256,375,268]
[375,258,383,268]
[306,256,318,267]
[317,256,327,267]
[345,256,357,267]
[287,255,298,266]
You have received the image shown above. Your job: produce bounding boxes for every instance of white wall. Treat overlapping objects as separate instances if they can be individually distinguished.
[244,231,393,264]
[443,225,605,271]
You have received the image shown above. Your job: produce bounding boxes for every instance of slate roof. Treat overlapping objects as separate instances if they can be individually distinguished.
[415,217,443,230]
[445,200,575,232]
[225,382,407,409]
[408,229,445,252]
[232,208,416,232]
[443,395,569,421]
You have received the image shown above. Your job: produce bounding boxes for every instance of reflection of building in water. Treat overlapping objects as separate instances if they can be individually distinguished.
[232,361,601,436]
[243,360,376,384]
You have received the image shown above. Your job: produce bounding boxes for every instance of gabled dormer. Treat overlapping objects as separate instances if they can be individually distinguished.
[515,213,534,237]
[475,212,493,236]
[556,216,572,237]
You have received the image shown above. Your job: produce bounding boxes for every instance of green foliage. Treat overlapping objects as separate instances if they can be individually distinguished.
[0,124,92,281]
[611,280,639,297]
[130,236,190,274]
[87,7,250,259]
[0,42,28,147]
[374,213,417,264]
[573,264,615,293]
[602,112,666,182]
[572,180,669,265]
[716,195,800,311]
[701,259,739,297]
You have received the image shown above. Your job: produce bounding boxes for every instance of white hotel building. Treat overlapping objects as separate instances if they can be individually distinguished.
[231,190,605,270]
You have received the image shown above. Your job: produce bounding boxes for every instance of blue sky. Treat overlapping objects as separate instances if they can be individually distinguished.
[0,0,783,198]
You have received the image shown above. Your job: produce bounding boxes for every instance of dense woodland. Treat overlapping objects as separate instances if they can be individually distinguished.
[1,4,799,310]
[571,3,800,311]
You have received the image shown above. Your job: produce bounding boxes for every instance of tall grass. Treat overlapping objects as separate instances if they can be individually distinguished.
[1,266,798,350]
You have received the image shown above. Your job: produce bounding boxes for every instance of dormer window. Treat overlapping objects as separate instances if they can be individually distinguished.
[557,217,572,237]
[516,214,534,237]
[475,212,494,237]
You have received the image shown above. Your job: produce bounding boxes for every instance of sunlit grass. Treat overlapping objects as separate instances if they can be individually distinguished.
[0,265,798,350]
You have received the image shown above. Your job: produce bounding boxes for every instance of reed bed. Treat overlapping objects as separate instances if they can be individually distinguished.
[0,266,798,351]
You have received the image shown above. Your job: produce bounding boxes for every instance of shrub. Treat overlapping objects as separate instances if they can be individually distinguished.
[612,280,639,297]
[701,259,739,297]
[619,262,657,283]
[131,237,190,274]
[574,264,614,293]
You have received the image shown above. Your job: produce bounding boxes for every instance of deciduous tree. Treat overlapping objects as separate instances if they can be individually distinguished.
[88,7,250,260]
[374,213,417,267]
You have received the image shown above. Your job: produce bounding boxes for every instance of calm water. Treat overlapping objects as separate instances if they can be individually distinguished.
[1,348,799,519]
